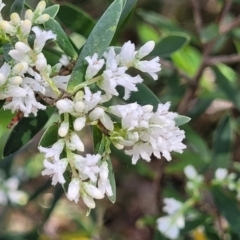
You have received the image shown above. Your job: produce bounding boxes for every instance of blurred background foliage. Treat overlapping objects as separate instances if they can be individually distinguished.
[2,0,240,239]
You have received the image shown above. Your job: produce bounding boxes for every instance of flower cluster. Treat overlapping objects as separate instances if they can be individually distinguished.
[0,0,187,211]
[0,174,28,206]
[157,198,185,239]
[0,1,68,116]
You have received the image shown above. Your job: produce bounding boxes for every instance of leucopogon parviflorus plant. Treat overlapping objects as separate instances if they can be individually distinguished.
[0,0,190,214]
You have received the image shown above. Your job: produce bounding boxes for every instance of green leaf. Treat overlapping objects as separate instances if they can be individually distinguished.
[174,115,191,126]
[43,5,59,19]
[200,23,218,43]
[44,18,77,59]
[57,3,95,38]
[92,125,105,155]
[3,43,13,62]
[10,0,25,15]
[211,115,233,169]
[152,33,190,57]
[67,0,125,93]
[213,66,240,111]
[39,122,59,148]
[106,157,116,203]
[119,83,160,110]
[3,107,55,157]
[119,0,137,25]
[0,100,5,110]
[211,186,240,236]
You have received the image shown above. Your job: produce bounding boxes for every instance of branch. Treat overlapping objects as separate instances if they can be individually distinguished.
[190,0,203,38]
[217,0,233,24]
[220,14,240,34]
[206,54,240,65]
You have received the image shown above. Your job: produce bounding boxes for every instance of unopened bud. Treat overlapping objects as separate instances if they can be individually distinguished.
[69,132,84,152]
[35,53,47,71]
[89,107,104,121]
[82,192,95,209]
[137,41,155,59]
[12,62,28,75]
[35,1,46,13]
[10,13,21,26]
[74,101,85,113]
[73,117,86,131]
[35,14,50,24]
[84,183,104,199]
[142,104,153,113]
[15,41,30,53]
[9,76,23,85]
[58,121,69,137]
[56,99,74,114]
[25,9,34,21]
[0,21,16,35]
[67,178,81,202]
[21,19,32,36]
[0,73,6,85]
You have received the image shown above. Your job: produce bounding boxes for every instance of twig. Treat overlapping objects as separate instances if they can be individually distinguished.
[206,54,240,65]
[190,0,203,38]
[220,14,240,34]
[217,0,233,24]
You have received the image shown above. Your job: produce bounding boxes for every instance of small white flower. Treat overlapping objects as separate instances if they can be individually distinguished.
[56,99,75,114]
[82,191,95,209]
[38,139,65,161]
[184,165,198,180]
[59,54,71,66]
[67,132,84,152]
[83,87,102,112]
[85,53,105,80]
[98,162,113,196]
[163,198,183,215]
[136,41,155,59]
[58,121,69,137]
[73,117,86,131]
[32,26,56,53]
[118,41,135,67]
[35,52,47,71]
[42,158,68,185]
[67,178,81,203]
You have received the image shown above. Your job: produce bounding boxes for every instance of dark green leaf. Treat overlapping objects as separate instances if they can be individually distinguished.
[174,115,191,126]
[10,0,25,15]
[106,157,116,203]
[212,186,240,236]
[119,0,137,25]
[39,122,58,148]
[0,100,5,110]
[43,5,59,19]
[3,43,13,63]
[92,125,105,155]
[211,115,233,169]
[67,0,125,93]
[44,18,77,59]
[57,3,95,38]
[213,66,240,111]
[152,33,190,57]
[3,107,55,157]
[119,83,160,110]
[200,23,218,43]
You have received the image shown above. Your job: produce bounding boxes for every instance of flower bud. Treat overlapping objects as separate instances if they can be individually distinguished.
[10,13,21,26]
[84,183,104,199]
[35,1,46,13]
[74,117,86,131]
[25,9,34,21]
[35,14,50,24]
[9,76,23,85]
[0,21,16,35]
[35,53,47,71]
[67,178,81,202]
[74,101,85,113]
[215,168,228,181]
[184,165,198,180]
[82,192,95,209]
[12,62,28,75]
[56,99,75,114]
[137,41,155,59]
[15,41,30,53]
[0,73,7,85]
[74,91,84,102]
[89,107,104,121]
[21,19,32,36]
[142,104,153,113]
[58,121,69,137]
[69,132,84,152]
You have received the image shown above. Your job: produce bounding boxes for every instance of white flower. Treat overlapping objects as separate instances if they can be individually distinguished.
[85,53,105,80]
[67,132,84,152]
[215,168,228,181]
[82,191,95,209]
[32,26,56,53]
[98,162,113,196]
[67,178,81,203]
[83,87,102,112]
[135,57,161,80]
[42,158,68,185]
[35,52,47,71]
[163,198,183,215]
[74,117,86,131]
[58,121,69,137]
[136,41,155,59]
[59,54,70,66]
[74,154,101,182]
[157,215,184,240]
[8,41,31,63]
[38,139,65,161]
[56,98,75,114]
[0,62,11,85]
[118,41,135,67]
